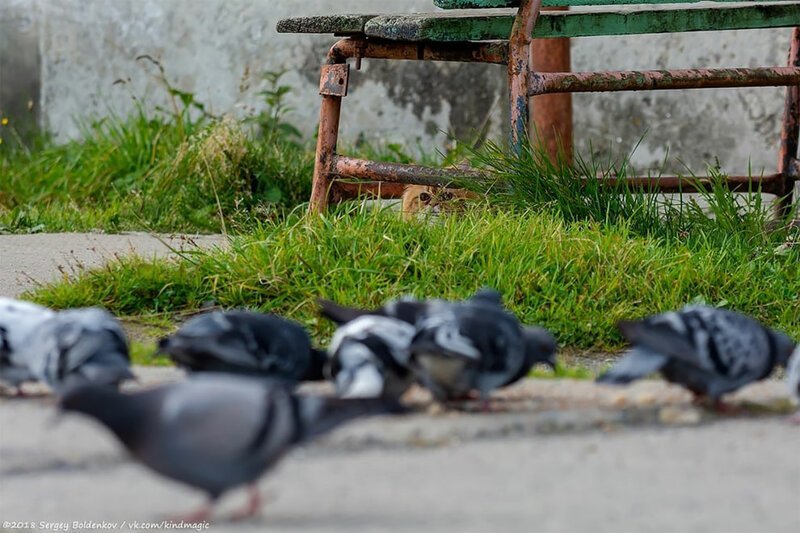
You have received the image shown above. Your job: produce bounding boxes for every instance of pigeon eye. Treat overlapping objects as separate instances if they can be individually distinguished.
[419,192,432,203]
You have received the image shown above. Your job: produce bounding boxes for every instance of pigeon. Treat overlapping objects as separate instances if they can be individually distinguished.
[11,307,134,392]
[596,305,796,407]
[327,315,417,398]
[408,298,557,402]
[787,345,800,423]
[158,311,326,382]
[59,374,404,521]
[0,298,56,390]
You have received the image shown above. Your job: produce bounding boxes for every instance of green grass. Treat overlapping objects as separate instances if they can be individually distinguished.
[27,208,800,352]
[0,110,315,233]
[4,70,798,361]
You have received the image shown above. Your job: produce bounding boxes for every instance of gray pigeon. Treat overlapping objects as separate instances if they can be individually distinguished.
[0,297,56,390]
[158,311,326,382]
[596,305,796,406]
[59,374,404,521]
[12,307,134,392]
[787,345,800,423]
[408,298,557,402]
[327,315,417,398]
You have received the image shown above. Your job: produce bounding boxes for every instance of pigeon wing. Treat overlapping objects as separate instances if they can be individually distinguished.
[317,299,375,325]
[157,377,298,462]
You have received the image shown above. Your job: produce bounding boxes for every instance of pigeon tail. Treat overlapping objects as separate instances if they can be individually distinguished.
[469,288,503,307]
[596,347,669,384]
[299,396,406,441]
[317,299,372,325]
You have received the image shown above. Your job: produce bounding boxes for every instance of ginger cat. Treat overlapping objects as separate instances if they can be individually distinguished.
[401,185,479,221]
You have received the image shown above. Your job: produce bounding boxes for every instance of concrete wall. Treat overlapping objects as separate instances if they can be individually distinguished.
[0,0,41,146]
[1,0,793,175]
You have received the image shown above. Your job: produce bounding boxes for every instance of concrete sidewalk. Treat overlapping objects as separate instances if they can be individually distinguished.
[0,233,798,532]
[0,232,226,297]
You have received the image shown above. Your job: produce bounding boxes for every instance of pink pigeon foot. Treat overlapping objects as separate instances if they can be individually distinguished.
[230,485,267,521]
[167,503,214,524]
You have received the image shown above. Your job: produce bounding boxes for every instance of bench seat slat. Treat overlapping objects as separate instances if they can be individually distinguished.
[364,4,800,41]
[276,14,379,35]
[435,0,798,7]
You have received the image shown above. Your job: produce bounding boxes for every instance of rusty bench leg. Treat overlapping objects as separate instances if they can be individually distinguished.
[309,93,343,213]
[508,0,543,154]
[532,8,573,166]
[778,27,800,218]
[309,43,352,214]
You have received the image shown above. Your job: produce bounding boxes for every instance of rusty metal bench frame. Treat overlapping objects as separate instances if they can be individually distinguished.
[278,1,800,215]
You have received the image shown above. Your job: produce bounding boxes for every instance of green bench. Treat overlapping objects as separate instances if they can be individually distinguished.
[278,0,800,214]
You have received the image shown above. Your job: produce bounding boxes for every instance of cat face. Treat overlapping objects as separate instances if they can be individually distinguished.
[401,185,478,221]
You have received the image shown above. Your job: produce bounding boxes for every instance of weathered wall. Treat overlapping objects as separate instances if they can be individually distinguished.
[3,0,794,174]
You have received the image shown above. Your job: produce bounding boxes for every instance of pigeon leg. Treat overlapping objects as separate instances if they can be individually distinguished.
[480,398,493,413]
[710,398,743,415]
[167,502,214,524]
[230,485,264,521]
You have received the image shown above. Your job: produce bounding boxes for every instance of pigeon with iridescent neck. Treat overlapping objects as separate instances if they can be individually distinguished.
[327,315,416,399]
[408,298,557,402]
[0,298,56,391]
[59,374,404,522]
[597,305,795,409]
[11,307,133,392]
[158,311,326,383]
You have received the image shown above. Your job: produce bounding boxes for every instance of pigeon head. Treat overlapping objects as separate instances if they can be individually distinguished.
[771,330,797,367]
[522,326,558,370]
[59,384,150,450]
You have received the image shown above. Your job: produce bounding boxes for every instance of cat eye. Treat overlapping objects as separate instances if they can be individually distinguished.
[442,191,454,200]
[419,192,432,203]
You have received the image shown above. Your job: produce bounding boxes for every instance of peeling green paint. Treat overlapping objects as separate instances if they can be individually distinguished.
[279,4,800,40]
[362,4,800,41]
